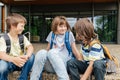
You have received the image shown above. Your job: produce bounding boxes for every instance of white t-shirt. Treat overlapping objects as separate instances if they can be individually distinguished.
[46,31,75,61]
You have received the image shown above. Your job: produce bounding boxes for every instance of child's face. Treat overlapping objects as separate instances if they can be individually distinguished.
[76,33,87,45]
[15,22,25,34]
[56,24,67,35]
[76,33,84,41]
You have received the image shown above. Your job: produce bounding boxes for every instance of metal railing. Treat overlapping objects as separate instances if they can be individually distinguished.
[24,31,31,41]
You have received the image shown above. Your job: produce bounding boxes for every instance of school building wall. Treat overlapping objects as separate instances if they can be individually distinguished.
[0,1,120,44]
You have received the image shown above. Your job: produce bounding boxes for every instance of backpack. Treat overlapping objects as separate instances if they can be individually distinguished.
[2,34,24,54]
[89,39,119,73]
[50,31,75,58]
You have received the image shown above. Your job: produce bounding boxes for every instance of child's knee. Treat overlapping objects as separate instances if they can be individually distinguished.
[48,49,58,57]
[49,49,58,54]
[0,60,8,73]
[36,49,47,58]
[67,59,75,67]
[28,54,35,63]
[93,60,106,70]
[35,49,47,61]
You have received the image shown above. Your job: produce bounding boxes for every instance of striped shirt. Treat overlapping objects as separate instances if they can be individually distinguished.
[81,43,105,61]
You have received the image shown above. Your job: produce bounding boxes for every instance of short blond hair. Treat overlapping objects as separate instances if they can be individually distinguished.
[6,13,27,31]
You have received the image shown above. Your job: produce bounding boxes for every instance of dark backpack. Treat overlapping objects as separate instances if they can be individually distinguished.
[2,34,24,54]
[50,31,75,58]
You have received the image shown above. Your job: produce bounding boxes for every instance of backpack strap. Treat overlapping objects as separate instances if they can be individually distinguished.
[89,39,112,60]
[89,39,100,47]
[18,34,24,53]
[3,34,24,54]
[50,31,75,58]
[50,32,55,49]
[102,45,112,60]
[88,39,101,51]
[65,31,73,56]
[3,34,11,53]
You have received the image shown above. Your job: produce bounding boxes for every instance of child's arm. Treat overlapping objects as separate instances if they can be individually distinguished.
[71,42,83,60]
[0,52,26,67]
[0,37,26,67]
[13,44,34,66]
[23,36,34,59]
[81,61,93,80]
[46,43,50,51]
[0,51,14,62]
[26,44,34,58]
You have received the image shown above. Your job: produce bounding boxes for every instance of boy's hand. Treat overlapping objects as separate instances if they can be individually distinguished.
[81,77,86,80]
[20,55,29,61]
[12,56,27,67]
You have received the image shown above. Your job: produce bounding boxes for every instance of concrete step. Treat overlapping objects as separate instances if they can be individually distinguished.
[8,68,120,80]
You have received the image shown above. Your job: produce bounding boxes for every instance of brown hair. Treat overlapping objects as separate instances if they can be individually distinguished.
[6,13,27,31]
[51,16,71,33]
[74,18,97,42]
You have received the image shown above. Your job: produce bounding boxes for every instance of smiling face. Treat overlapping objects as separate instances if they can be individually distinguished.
[16,22,25,34]
[11,22,25,35]
[51,16,71,34]
[56,24,67,35]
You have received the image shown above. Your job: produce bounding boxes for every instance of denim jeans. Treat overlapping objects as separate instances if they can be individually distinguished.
[0,54,35,80]
[30,49,69,80]
[67,59,106,80]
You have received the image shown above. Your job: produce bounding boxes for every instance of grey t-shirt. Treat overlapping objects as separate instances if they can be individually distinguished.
[46,31,75,61]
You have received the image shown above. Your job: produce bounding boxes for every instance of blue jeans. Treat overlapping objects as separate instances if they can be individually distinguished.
[67,59,106,80]
[0,54,35,80]
[30,49,69,80]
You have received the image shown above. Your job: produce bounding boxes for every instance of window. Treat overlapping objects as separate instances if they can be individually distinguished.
[94,10,117,43]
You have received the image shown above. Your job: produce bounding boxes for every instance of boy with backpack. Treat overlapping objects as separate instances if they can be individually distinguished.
[0,13,35,80]
[30,16,82,80]
[67,18,106,80]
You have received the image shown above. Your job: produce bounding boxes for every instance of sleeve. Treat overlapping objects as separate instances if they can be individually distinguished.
[88,43,104,61]
[24,36,32,48]
[0,37,7,52]
[69,31,75,44]
[46,31,53,43]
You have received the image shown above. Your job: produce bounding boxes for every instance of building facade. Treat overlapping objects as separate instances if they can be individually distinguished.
[0,0,120,44]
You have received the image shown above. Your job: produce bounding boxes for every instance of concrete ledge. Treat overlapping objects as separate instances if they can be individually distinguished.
[8,68,120,80]
[8,71,57,80]
[8,71,21,80]
[42,72,57,80]
[89,68,120,80]
[8,71,30,80]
